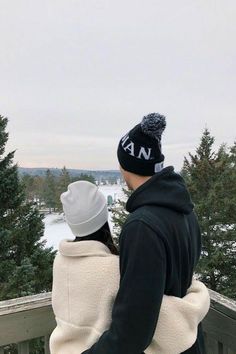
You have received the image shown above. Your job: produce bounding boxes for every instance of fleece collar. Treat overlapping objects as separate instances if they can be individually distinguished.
[59,239,112,257]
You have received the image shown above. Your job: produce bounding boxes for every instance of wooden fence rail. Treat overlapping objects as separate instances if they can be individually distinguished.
[0,289,236,353]
[202,289,236,353]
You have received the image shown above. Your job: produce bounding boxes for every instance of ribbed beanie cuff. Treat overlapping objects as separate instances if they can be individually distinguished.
[117,142,164,176]
[65,204,108,237]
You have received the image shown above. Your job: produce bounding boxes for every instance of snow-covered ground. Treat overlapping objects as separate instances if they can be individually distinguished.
[97,184,125,202]
[42,185,125,250]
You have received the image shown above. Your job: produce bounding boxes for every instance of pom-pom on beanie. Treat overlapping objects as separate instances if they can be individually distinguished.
[117,113,166,176]
[60,181,108,237]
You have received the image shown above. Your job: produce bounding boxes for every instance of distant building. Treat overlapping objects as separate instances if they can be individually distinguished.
[107,195,113,206]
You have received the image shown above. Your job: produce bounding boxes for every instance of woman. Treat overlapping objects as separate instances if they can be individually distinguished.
[49,181,210,354]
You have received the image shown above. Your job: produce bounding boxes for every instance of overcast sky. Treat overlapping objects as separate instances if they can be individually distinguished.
[0,0,235,171]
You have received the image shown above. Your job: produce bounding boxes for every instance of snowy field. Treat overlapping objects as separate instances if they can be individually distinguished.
[42,185,125,250]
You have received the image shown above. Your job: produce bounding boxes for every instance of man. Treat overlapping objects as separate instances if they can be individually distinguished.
[82,113,205,354]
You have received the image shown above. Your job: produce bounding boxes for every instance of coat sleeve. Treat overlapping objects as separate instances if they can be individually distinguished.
[81,219,167,354]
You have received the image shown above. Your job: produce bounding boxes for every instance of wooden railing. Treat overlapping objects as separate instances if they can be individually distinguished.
[0,293,55,353]
[0,289,236,354]
[202,289,236,353]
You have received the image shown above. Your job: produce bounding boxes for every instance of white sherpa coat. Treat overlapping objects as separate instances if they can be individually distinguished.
[50,239,210,354]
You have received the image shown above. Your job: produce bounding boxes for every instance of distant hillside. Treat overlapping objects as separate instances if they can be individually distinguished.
[18,167,122,181]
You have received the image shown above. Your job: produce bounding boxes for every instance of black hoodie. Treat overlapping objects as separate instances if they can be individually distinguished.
[82,166,205,354]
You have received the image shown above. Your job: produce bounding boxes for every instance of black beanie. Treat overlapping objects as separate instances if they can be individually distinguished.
[117,113,166,176]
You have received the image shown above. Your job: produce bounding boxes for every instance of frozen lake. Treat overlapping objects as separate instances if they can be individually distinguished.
[42,185,125,250]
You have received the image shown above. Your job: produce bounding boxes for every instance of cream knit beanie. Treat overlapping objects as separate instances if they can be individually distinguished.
[60,181,108,237]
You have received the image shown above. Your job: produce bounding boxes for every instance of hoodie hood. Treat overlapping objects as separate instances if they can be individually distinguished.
[126,166,194,215]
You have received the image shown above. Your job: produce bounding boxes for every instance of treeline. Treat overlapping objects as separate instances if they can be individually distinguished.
[20,168,96,212]
[19,167,122,182]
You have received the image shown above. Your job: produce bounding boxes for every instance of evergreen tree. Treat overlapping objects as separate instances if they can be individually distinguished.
[71,173,96,185]
[0,115,56,301]
[0,117,23,214]
[182,129,236,299]
[33,175,45,207]
[43,169,57,212]
[55,166,71,211]
[59,166,71,190]
[21,174,44,205]
[111,188,132,247]
[21,174,37,202]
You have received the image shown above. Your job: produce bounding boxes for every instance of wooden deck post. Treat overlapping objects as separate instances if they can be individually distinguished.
[18,340,29,354]
[44,334,50,354]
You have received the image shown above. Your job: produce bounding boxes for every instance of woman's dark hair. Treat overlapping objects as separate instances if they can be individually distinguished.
[74,222,119,255]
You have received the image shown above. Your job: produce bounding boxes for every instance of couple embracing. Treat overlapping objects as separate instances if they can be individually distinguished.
[50,113,210,354]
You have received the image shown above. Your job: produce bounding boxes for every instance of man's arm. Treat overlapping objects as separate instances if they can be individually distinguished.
[82,219,167,354]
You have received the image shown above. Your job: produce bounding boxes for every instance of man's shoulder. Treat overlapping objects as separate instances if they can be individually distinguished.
[124,205,165,232]
[119,207,171,252]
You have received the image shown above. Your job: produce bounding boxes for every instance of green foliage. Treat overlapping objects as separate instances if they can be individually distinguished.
[42,169,57,212]
[71,173,96,184]
[0,118,24,214]
[21,168,96,212]
[58,166,71,190]
[0,115,56,302]
[182,129,236,299]
[21,174,44,205]
[55,166,72,211]
[111,188,132,246]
